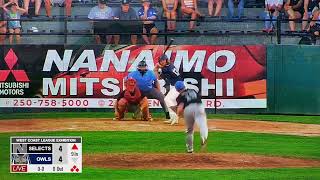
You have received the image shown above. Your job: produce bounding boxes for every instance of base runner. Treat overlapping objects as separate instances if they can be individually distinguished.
[154,54,183,125]
[175,81,208,153]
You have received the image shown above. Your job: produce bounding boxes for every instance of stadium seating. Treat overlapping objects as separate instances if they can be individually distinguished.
[17,1,309,45]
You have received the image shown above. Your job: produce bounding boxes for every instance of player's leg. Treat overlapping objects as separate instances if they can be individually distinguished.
[184,105,195,153]
[115,98,128,120]
[164,86,180,124]
[194,103,208,151]
[139,97,152,121]
[146,88,170,119]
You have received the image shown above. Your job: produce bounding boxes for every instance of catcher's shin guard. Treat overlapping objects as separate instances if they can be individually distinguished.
[115,98,128,120]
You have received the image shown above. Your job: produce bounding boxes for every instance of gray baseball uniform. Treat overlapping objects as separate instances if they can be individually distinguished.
[176,89,208,152]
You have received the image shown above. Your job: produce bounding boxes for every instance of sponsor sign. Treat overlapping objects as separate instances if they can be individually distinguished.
[0,45,267,108]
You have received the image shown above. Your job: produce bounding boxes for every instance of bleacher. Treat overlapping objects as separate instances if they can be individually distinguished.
[18,0,310,45]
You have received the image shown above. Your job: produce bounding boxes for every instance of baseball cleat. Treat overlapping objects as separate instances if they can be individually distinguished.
[187,149,194,153]
[164,119,172,123]
[170,118,178,125]
[200,138,208,152]
[186,144,194,153]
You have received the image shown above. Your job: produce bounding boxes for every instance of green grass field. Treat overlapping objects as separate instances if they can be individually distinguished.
[0,113,320,179]
[1,112,320,124]
[2,168,320,180]
[1,131,320,179]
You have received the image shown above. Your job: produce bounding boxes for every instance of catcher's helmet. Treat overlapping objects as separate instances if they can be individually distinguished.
[125,77,136,91]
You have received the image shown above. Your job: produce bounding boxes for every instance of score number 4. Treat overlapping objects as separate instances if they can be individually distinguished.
[59,145,63,162]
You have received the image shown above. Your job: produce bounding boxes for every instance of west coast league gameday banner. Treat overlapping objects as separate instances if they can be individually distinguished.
[0,45,266,108]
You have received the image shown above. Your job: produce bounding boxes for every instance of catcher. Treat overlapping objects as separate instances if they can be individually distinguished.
[114,77,152,121]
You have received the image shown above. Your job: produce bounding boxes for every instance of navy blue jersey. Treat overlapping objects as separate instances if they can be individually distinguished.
[160,64,182,86]
[176,89,202,108]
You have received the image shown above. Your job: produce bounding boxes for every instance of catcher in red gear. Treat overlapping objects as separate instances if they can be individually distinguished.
[114,77,152,121]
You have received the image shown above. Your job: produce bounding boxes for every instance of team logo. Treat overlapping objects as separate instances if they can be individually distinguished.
[11,154,30,164]
[0,49,30,96]
[70,165,80,172]
[0,49,29,82]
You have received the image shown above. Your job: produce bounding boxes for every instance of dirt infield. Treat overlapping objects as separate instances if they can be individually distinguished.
[2,118,320,170]
[0,118,320,136]
[84,153,320,169]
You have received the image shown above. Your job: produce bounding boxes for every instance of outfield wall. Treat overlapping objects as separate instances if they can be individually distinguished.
[267,45,320,115]
[0,45,319,115]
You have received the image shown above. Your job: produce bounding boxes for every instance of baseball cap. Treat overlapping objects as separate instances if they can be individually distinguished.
[175,81,185,91]
[122,0,130,4]
[99,0,107,4]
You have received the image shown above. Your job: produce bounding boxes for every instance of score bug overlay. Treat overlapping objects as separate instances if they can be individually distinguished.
[10,136,82,173]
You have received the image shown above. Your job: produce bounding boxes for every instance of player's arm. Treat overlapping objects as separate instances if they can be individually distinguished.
[177,102,184,117]
[151,71,161,91]
[153,63,162,79]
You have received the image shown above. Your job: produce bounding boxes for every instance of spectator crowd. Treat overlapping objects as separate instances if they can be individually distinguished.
[0,0,319,44]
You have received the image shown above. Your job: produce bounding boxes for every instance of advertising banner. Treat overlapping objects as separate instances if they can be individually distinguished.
[0,45,266,108]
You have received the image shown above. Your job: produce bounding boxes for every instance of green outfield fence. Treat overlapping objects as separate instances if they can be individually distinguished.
[266,45,320,115]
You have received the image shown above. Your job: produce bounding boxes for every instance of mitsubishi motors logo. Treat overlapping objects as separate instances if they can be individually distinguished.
[0,49,30,96]
[0,49,29,82]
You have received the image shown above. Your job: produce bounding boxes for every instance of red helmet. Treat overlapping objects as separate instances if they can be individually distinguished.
[125,77,136,91]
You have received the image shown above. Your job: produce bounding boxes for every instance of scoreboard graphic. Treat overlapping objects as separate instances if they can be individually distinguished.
[10,137,82,173]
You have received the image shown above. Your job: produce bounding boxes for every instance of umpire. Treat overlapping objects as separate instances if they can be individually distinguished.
[128,60,170,119]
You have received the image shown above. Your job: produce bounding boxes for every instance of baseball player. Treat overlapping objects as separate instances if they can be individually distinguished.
[175,81,208,153]
[128,60,170,119]
[114,77,152,121]
[154,54,182,125]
